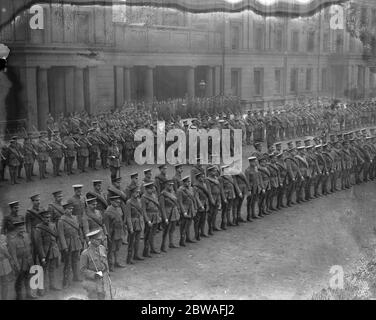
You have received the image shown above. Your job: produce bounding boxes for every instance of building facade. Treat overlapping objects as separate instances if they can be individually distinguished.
[0,0,375,130]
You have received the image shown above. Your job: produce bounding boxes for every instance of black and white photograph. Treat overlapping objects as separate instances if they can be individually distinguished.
[1,0,376,304]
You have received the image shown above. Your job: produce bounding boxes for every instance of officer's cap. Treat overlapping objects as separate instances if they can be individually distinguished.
[30,194,40,201]
[111,177,121,183]
[144,182,154,189]
[8,201,19,207]
[158,164,167,170]
[86,196,97,203]
[306,145,313,150]
[109,195,121,201]
[276,152,284,158]
[72,184,83,189]
[195,172,204,177]
[182,176,190,182]
[86,229,102,239]
[207,165,217,171]
[174,164,183,169]
[40,209,50,216]
[52,190,63,197]
[166,179,175,185]
[92,180,102,185]
[297,146,305,151]
[143,169,152,174]
[248,156,257,161]
[63,201,74,209]
[274,143,282,147]
[13,220,25,227]
[130,172,138,179]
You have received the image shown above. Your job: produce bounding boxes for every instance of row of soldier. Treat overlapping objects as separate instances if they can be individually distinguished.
[1,126,375,299]
[1,97,376,185]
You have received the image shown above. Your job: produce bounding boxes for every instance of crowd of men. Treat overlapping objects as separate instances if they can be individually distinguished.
[0,123,375,300]
[1,97,376,185]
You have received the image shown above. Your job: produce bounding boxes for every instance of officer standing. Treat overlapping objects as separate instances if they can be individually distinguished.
[22,134,37,182]
[141,182,162,257]
[80,229,109,300]
[125,186,144,264]
[232,170,249,224]
[34,209,61,294]
[6,137,22,185]
[218,165,237,229]
[108,138,121,180]
[103,195,127,271]
[62,133,77,175]
[206,166,222,234]
[25,194,45,265]
[192,172,210,239]
[35,132,49,180]
[58,200,83,288]
[7,220,35,300]
[49,131,64,177]
[159,180,180,252]
[177,176,197,246]
[245,157,263,220]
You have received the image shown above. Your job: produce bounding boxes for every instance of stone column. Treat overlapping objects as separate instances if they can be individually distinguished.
[115,66,124,108]
[206,66,214,97]
[124,67,132,101]
[187,66,195,98]
[145,66,154,102]
[65,67,75,114]
[37,67,49,130]
[214,66,221,95]
[86,67,98,114]
[19,67,38,131]
[74,67,85,113]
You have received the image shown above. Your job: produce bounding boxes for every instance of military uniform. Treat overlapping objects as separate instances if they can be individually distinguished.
[218,169,237,229]
[193,173,210,239]
[80,230,109,300]
[125,193,144,264]
[7,224,34,300]
[58,206,83,287]
[77,134,89,173]
[159,183,180,251]
[108,141,121,180]
[103,199,127,270]
[49,136,64,177]
[35,136,49,179]
[35,212,61,292]
[22,137,36,182]
[141,187,162,257]
[6,141,22,185]
[177,179,197,246]
[62,135,76,175]
[206,167,222,234]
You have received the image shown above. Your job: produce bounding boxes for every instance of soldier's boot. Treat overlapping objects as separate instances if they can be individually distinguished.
[194,217,200,241]
[160,235,168,252]
[114,252,126,267]
[49,270,60,291]
[62,275,71,289]
[126,247,134,264]
[143,241,152,258]
[133,240,144,261]
[150,236,161,254]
